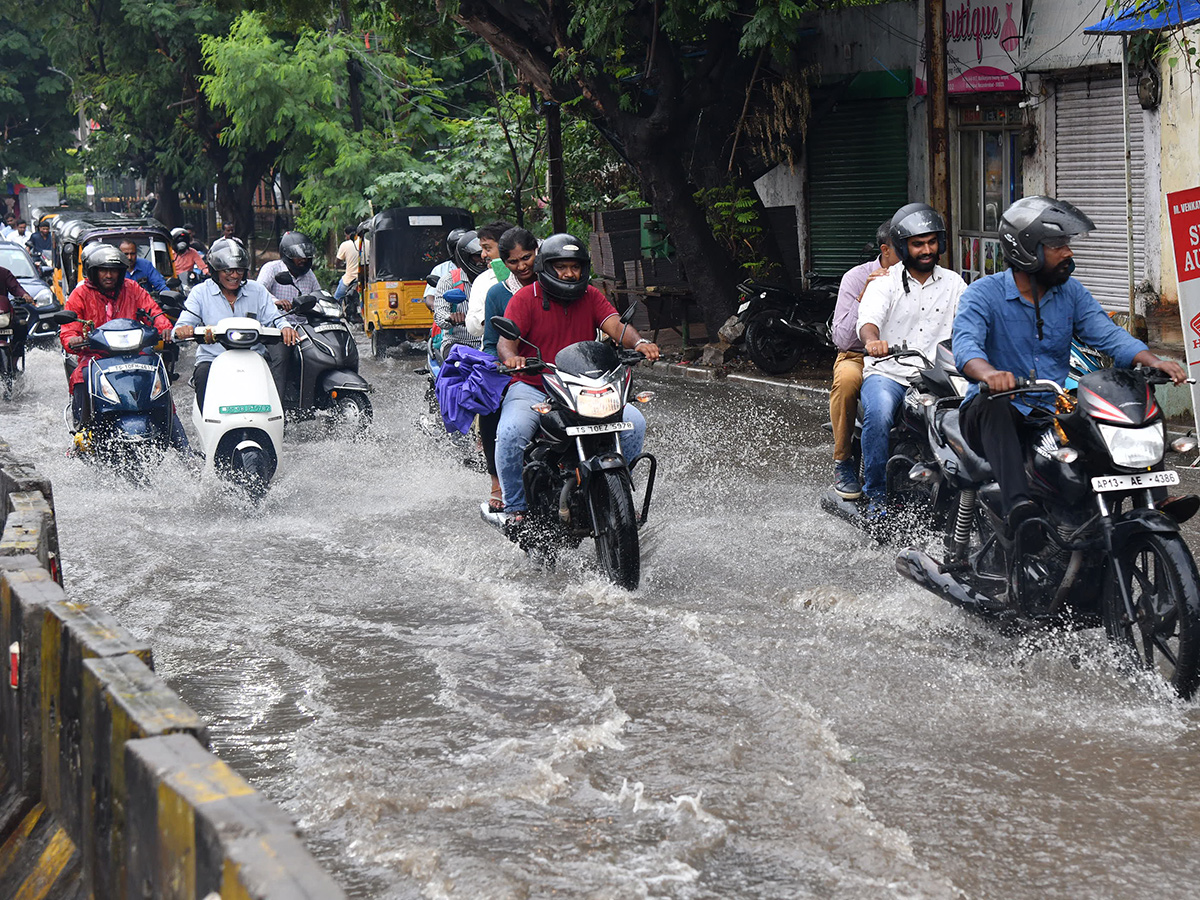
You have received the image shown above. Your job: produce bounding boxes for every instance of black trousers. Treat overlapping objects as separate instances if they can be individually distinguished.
[479,409,500,477]
[960,393,1031,514]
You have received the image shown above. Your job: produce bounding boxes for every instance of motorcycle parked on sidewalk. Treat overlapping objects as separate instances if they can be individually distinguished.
[272,275,372,435]
[481,313,658,590]
[65,315,183,479]
[736,276,837,375]
[895,369,1200,699]
[182,318,285,502]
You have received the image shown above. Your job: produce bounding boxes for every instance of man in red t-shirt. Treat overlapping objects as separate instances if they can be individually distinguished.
[493,233,659,519]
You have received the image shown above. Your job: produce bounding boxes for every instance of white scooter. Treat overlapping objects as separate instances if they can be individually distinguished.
[185,317,285,500]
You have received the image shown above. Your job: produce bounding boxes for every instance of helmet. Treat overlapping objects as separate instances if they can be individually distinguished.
[889,203,947,264]
[170,227,192,253]
[454,231,485,281]
[278,231,316,277]
[533,233,591,304]
[83,243,126,286]
[207,238,250,272]
[446,226,468,260]
[998,196,1095,273]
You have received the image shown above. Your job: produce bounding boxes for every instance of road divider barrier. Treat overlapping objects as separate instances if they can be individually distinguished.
[0,440,345,898]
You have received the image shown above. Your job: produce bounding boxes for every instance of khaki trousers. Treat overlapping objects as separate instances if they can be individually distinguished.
[830,351,864,463]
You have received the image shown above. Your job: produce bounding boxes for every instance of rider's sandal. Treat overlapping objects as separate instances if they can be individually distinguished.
[488,488,504,511]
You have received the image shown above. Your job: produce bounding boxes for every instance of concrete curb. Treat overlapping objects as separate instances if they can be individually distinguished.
[0,444,346,898]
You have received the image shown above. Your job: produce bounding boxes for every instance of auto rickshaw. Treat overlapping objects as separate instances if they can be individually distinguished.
[363,206,473,357]
[49,212,177,304]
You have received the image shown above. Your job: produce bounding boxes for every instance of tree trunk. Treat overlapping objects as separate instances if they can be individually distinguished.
[151,173,182,229]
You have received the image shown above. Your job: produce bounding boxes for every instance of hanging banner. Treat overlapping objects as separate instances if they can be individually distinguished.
[1166,184,1200,439]
[916,0,1024,94]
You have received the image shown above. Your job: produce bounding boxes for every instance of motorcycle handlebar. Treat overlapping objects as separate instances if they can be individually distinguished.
[980,377,1065,399]
[496,360,546,376]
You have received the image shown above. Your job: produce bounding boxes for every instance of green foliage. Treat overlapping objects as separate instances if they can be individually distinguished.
[0,18,76,182]
[694,184,771,279]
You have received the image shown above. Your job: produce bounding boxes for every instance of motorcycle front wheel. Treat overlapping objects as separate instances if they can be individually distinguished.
[1103,532,1200,699]
[591,470,640,590]
[328,392,373,438]
[232,446,271,503]
[744,312,805,375]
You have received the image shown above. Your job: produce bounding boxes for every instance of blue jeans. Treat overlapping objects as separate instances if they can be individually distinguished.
[333,279,351,300]
[860,374,907,501]
[497,381,647,512]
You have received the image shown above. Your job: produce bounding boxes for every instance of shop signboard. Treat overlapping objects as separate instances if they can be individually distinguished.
[916,0,1023,94]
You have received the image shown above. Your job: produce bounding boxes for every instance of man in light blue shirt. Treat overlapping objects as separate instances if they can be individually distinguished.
[174,240,298,409]
[953,196,1184,529]
[118,239,168,292]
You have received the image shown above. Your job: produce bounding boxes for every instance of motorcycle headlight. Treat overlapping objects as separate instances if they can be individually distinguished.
[150,365,167,400]
[0,313,9,329]
[104,329,143,351]
[571,384,622,419]
[1098,422,1164,468]
[96,372,120,403]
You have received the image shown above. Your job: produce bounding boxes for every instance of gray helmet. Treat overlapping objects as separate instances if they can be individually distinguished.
[83,243,126,285]
[889,203,947,265]
[170,227,191,253]
[279,230,316,276]
[454,231,485,281]
[998,196,1094,273]
[207,238,250,272]
[534,233,591,303]
[446,227,468,260]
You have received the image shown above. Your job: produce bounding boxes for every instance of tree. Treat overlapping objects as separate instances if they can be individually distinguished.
[0,18,76,183]
[440,0,816,337]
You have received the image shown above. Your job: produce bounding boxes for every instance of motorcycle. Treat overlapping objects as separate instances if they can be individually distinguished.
[0,300,75,398]
[66,315,183,478]
[182,318,285,501]
[735,275,838,375]
[271,275,372,434]
[895,368,1200,698]
[482,313,658,590]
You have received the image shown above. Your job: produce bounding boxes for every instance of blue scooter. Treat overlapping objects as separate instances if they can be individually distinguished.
[68,316,184,477]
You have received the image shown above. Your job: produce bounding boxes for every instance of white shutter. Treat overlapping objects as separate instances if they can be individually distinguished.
[1053,77,1145,311]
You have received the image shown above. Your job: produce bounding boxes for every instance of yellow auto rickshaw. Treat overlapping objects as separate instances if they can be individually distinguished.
[49,212,177,304]
[363,206,473,357]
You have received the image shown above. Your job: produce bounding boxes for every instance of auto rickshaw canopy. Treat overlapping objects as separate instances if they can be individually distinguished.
[369,207,474,281]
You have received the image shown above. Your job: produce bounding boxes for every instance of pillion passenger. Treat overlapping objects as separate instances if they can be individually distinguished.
[856,203,966,518]
[829,220,900,500]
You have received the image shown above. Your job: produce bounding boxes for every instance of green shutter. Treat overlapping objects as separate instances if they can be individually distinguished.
[808,99,909,277]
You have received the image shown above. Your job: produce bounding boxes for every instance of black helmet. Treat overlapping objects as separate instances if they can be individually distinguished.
[454,231,485,281]
[446,227,468,260]
[998,196,1094,273]
[207,238,250,272]
[83,243,126,286]
[278,231,316,277]
[534,233,591,303]
[170,227,191,253]
[889,203,947,265]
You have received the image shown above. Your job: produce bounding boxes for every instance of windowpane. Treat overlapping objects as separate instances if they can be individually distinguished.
[983,132,1004,231]
[960,132,982,232]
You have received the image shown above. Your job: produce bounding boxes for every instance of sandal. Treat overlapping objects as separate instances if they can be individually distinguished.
[488,488,505,512]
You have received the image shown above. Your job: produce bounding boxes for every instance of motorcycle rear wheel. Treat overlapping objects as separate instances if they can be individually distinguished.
[592,471,640,590]
[1103,532,1200,699]
[744,311,806,375]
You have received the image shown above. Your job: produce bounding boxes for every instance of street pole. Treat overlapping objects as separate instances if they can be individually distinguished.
[1121,35,1136,331]
[926,0,952,255]
[543,100,568,234]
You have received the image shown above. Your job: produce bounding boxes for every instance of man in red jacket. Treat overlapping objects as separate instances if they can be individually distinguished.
[60,243,186,448]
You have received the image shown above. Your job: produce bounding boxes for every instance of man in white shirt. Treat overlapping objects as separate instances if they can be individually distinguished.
[856,203,966,515]
[463,219,515,336]
[333,226,359,301]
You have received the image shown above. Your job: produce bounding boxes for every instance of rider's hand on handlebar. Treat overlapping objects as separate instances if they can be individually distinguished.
[982,370,1017,393]
[275,299,293,312]
[1154,358,1188,385]
[282,326,299,347]
[635,341,660,361]
[500,355,526,370]
[865,339,889,358]
[67,335,88,351]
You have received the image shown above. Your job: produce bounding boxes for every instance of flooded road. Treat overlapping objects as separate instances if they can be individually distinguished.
[3,339,1200,899]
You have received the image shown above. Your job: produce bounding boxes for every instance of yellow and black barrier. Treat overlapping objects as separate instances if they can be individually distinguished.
[0,448,346,898]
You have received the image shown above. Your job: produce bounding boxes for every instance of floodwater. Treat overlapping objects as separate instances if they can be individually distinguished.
[3,338,1200,899]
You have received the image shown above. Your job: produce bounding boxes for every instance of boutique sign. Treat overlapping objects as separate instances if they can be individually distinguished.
[916,0,1023,94]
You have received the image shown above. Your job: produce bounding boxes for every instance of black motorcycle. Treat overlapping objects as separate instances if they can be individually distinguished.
[896,369,1200,698]
[735,275,837,375]
[484,313,658,590]
[0,300,76,399]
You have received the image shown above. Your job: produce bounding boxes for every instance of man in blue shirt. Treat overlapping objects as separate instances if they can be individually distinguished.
[952,196,1185,530]
[118,239,168,292]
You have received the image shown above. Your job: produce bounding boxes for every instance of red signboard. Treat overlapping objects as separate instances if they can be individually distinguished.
[1169,186,1200,284]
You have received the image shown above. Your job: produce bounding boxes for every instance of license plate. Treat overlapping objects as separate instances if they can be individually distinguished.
[1092,470,1180,492]
[0,329,12,336]
[565,421,634,436]
[219,404,272,414]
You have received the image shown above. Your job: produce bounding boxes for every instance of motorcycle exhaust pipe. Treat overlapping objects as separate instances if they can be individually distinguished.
[894,547,995,611]
[558,481,573,524]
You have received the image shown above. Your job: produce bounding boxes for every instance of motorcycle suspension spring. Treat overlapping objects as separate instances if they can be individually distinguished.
[953,490,977,550]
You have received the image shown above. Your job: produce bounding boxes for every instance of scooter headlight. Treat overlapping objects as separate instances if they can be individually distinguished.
[96,372,120,403]
[570,384,622,419]
[1098,421,1164,468]
[104,329,143,351]
[149,365,167,400]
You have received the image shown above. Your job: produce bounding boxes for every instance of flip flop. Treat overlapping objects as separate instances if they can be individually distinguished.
[488,488,504,512]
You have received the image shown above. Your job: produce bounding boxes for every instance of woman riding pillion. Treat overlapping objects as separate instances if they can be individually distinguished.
[488,233,660,525]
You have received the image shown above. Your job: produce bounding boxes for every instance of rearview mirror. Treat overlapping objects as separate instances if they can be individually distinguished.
[274,271,295,286]
[490,316,521,341]
[166,277,182,290]
[426,274,440,288]
[620,298,639,324]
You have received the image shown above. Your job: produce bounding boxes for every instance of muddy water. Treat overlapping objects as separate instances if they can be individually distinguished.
[2,341,1199,899]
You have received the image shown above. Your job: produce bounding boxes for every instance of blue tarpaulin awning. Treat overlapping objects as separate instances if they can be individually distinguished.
[1084,0,1200,34]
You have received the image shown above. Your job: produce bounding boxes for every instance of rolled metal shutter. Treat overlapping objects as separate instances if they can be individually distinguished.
[808,99,909,278]
[1053,77,1145,311]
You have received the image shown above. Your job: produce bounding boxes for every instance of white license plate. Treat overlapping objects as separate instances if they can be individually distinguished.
[0,329,12,336]
[565,421,634,436]
[1092,470,1180,492]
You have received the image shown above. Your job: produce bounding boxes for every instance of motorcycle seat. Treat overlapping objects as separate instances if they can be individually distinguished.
[938,408,994,483]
